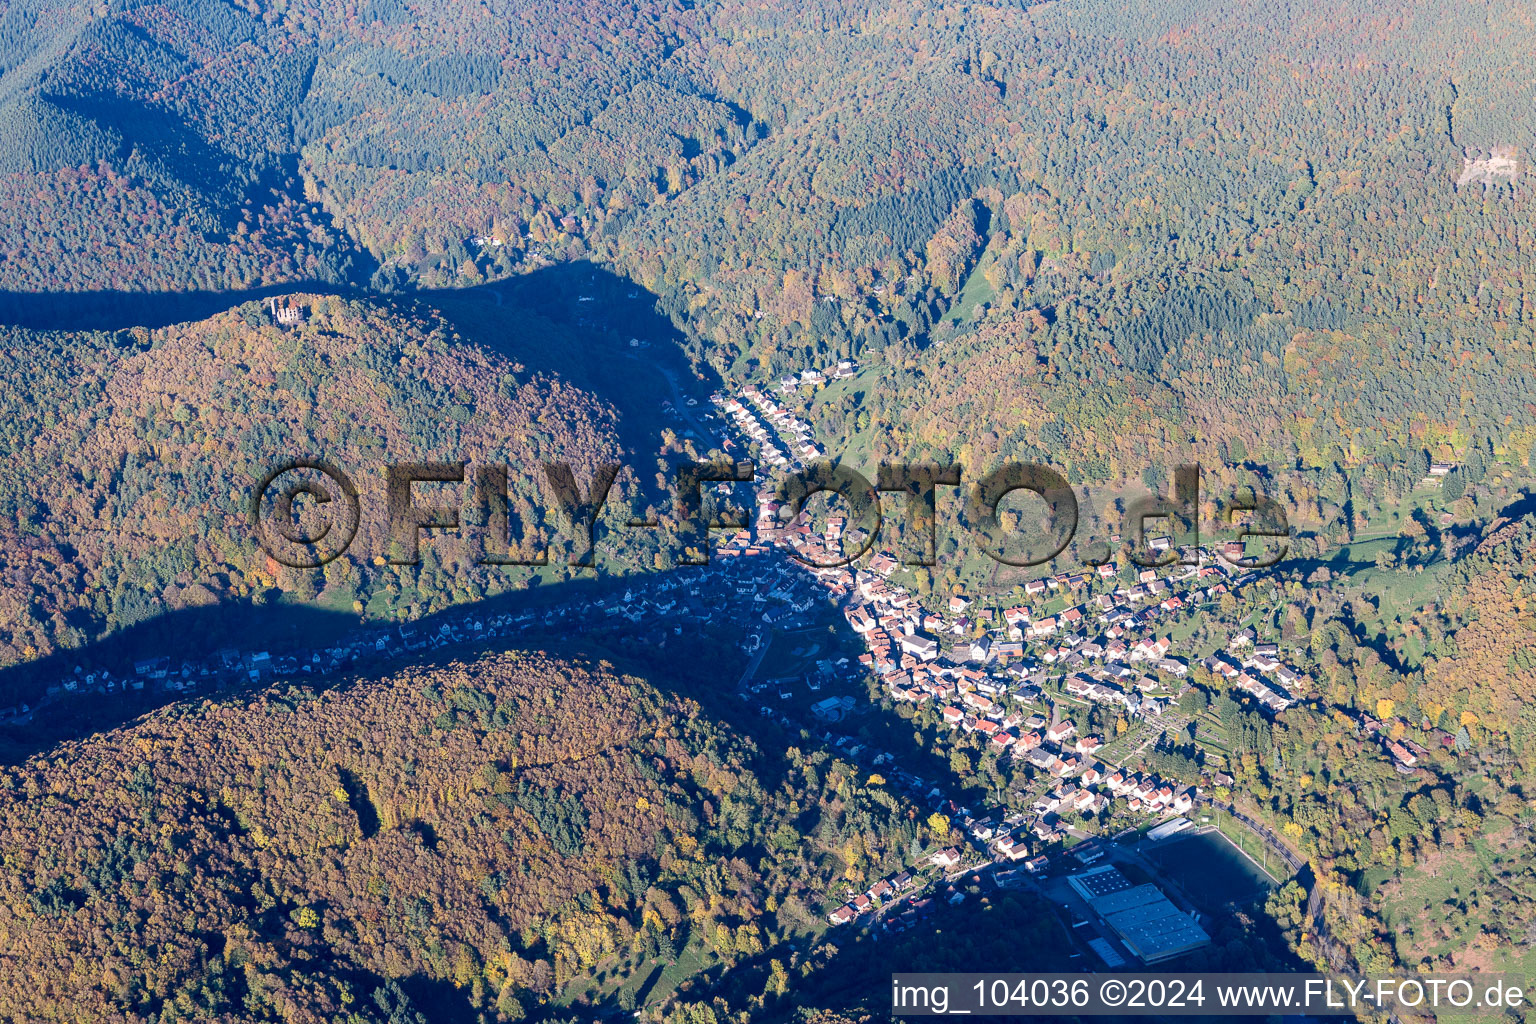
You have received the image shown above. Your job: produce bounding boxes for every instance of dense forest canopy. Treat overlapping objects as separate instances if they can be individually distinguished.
[0,297,647,667]
[2,0,1531,481]
[0,646,936,1021]
[3,0,1536,1017]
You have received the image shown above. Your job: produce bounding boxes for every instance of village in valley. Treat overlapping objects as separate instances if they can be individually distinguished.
[702,362,1441,963]
[0,356,1448,972]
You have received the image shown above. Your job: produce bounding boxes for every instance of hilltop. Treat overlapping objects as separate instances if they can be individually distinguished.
[3,0,1532,550]
[0,644,940,1022]
[0,291,635,669]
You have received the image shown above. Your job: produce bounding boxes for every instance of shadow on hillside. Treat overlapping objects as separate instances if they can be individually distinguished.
[0,556,970,786]
[422,262,724,462]
[0,576,633,755]
[0,261,972,787]
[0,263,1000,1022]
[0,261,720,497]
[0,281,349,332]
[375,844,1313,1023]
[0,257,739,745]
[0,555,994,1024]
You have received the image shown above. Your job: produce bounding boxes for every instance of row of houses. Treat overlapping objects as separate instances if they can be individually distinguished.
[976,760,1196,864]
[1203,628,1311,712]
[827,865,918,925]
[775,360,857,395]
[709,372,1311,873]
[713,384,824,472]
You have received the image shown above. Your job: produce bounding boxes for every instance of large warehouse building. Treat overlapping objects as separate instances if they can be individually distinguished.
[1069,865,1212,964]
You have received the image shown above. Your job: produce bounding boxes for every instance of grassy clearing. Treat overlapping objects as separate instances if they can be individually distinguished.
[1350,486,1447,542]
[943,251,998,327]
[1376,822,1531,985]
[556,932,731,1012]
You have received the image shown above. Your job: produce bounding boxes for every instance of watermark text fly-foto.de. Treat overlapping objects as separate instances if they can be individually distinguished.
[251,458,1288,572]
[889,973,1527,1016]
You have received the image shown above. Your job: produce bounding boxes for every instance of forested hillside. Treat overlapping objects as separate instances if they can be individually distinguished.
[0,646,933,1021]
[6,0,1536,1004]
[4,0,1534,509]
[0,293,639,668]
[1420,515,1536,766]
